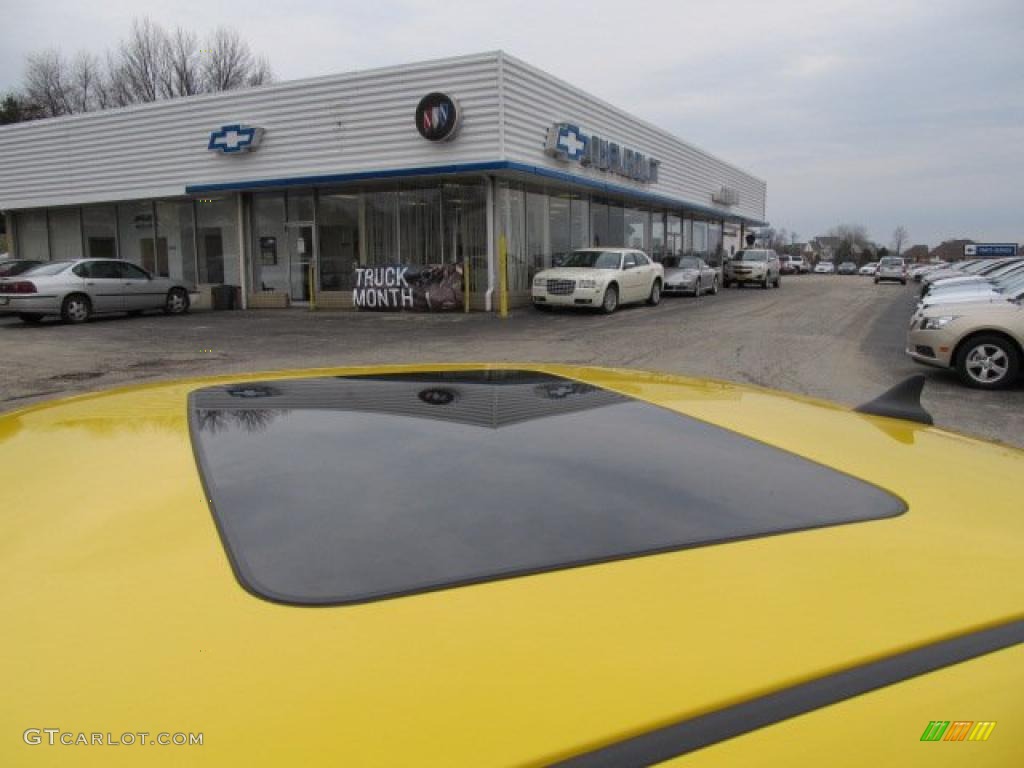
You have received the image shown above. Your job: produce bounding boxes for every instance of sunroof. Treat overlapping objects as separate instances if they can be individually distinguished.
[189,370,905,605]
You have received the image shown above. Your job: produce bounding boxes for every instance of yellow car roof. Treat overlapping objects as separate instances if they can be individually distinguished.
[1,364,1022,767]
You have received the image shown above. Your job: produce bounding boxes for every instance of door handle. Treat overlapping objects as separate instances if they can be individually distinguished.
[86,282,95,286]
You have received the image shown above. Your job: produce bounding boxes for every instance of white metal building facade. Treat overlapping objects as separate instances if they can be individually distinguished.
[0,51,767,311]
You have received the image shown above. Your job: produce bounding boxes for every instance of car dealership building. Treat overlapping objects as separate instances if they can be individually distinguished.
[0,51,767,311]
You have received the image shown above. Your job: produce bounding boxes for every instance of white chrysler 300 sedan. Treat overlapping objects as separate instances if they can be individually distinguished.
[532,248,664,314]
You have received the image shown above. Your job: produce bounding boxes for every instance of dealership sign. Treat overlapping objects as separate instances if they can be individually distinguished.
[964,243,1018,257]
[208,124,264,154]
[544,123,660,183]
[415,92,461,142]
[353,264,464,311]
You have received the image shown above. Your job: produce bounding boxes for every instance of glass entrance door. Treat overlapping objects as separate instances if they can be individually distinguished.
[287,224,314,303]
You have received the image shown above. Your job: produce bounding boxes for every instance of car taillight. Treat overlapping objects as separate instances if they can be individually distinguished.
[2,281,38,294]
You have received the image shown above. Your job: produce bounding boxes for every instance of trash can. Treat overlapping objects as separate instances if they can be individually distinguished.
[211,284,237,311]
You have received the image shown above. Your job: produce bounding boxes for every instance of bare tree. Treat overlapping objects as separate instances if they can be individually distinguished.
[891,226,908,256]
[202,27,256,91]
[117,18,166,103]
[161,27,202,98]
[23,50,72,117]
[68,52,103,113]
[99,50,134,109]
[10,19,273,123]
[248,54,273,87]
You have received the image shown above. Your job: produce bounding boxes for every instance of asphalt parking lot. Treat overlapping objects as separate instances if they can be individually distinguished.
[1,274,1021,447]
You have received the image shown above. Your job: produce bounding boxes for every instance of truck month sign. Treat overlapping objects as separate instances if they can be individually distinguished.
[353,264,464,311]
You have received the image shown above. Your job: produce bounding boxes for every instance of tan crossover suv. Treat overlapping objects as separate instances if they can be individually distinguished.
[907,299,1024,389]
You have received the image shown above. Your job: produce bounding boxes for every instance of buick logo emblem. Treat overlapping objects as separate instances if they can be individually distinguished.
[415,92,460,142]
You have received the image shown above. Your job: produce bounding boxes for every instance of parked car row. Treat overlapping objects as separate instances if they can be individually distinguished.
[0,258,193,324]
[530,247,790,314]
[907,257,1024,389]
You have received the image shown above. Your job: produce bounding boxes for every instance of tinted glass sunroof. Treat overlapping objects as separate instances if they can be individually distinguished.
[189,371,905,605]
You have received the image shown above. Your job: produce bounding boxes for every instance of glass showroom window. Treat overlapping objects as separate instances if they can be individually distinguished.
[195,197,240,286]
[570,196,589,250]
[48,208,83,261]
[156,200,196,282]
[651,212,666,262]
[707,221,724,267]
[442,182,487,296]
[364,191,398,267]
[317,191,360,291]
[82,205,117,259]
[692,220,709,257]
[497,182,528,293]
[16,210,49,261]
[590,200,609,248]
[251,193,288,294]
[667,215,682,257]
[549,193,571,266]
[525,190,548,276]
[399,187,442,266]
[606,204,624,248]
[624,207,648,251]
[117,201,155,269]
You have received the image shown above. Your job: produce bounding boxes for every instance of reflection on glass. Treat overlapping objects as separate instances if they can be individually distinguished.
[189,370,906,606]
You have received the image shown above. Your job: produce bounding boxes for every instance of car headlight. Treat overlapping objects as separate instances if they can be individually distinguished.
[533,276,545,287]
[921,315,958,330]
[578,278,598,289]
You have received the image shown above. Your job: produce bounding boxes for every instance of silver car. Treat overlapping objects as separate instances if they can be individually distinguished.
[0,259,193,324]
[662,255,719,296]
[875,256,907,284]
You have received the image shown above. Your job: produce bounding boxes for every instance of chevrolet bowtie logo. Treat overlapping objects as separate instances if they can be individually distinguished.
[546,123,588,161]
[208,124,264,154]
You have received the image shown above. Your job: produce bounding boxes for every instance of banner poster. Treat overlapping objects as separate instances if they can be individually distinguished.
[353,264,465,312]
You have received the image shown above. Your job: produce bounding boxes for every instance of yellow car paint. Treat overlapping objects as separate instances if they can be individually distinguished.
[1,364,1021,766]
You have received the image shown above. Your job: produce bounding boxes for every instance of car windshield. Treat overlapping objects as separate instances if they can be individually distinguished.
[987,261,1023,278]
[994,266,1024,285]
[561,250,622,269]
[962,261,995,273]
[997,274,1024,294]
[23,261,74,276]
[735,251,768,262]
[880,258,903,267]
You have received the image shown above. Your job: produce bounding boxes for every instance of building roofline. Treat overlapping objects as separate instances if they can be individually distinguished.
[184,159,767,226]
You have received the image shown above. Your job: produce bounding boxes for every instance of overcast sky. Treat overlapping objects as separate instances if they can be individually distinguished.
[3,0,1021,248]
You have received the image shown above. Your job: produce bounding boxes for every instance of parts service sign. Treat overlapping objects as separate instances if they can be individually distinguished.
[353,264,464,311]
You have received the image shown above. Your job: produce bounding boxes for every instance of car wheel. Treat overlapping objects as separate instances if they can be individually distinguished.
[710,277,719,295]
[17,313,45,324]
[874,278,879,284]
[600,284,619,314]
[533,303,551,312]
[647,280,662,306]
[693,278,701,297]
[762,274,770,290]
[955,335,1021,390]
[775,275,781,288]
[164,287,190,315]
[61,294,91,324]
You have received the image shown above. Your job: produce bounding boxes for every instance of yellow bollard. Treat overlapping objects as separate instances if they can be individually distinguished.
[499,235,509,318]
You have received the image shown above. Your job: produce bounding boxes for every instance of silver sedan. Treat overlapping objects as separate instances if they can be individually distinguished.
[662,256,720,296]
[0,259,193,324]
